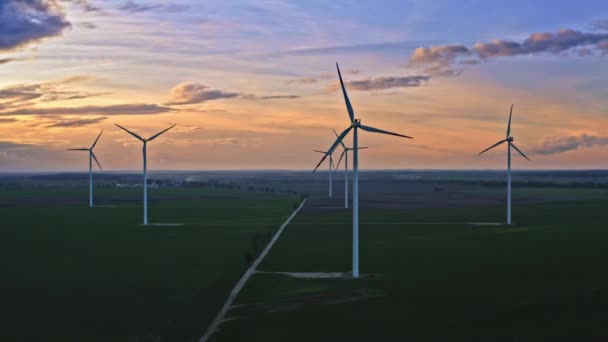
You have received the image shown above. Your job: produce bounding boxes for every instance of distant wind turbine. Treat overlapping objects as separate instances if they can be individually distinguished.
[313,63,412,278]
[115,123,175,225]
[313,149,336,197]
[333,128,367,209]
[68,130,103,208]
[479,105,530,225]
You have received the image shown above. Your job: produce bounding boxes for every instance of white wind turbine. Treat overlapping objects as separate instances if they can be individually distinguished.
[313,63,412,278]
[313,149,336,197]
[479,104,530,225]
[68,130,103,208]
[115,123,175,225]
[333,129,368,209]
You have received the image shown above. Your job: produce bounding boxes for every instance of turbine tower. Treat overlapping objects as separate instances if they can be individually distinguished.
[68,130,103,208]
[314,149,336,197]
[479,105,530,225]
[115,123,175,225]
[334,129,367,209]
[313,63,412,278]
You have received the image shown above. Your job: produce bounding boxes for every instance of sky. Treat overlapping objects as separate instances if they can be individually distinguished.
[1,0,608,171]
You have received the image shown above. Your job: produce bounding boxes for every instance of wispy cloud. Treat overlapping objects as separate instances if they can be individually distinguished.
[409,25,608,75]
[286,77,318,85]
[0,76,105,108]
[0,118,18,124]
[44,116,107,128]
[0,58,18,65]
[117,0,190,14]
[326,75,430,92]
[118,0,160,13]
[532,133,608,155]
[165,82,240,106]
[0,0,71,51]
[1,104,173,116]
[255,95,300,100]
[61,0,100,12]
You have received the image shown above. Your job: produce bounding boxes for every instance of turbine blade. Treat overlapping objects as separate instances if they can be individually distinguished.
[335,149,346,170]
[91,129,103,149]
[91,151,102,170]
[358,146,369,150]
[511,142,530,161]
[336,63,355,123]
[313,126,352,173]
[67,148,89,151]
[313,150,328,154]
[147,125,175,142]
[333,128,346,149]
[115,123,144,141]
[359,124,412,139]
[506,104,513,138]
[479,139,506,155]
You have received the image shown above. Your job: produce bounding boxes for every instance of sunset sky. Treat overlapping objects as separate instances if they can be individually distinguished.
[1,0,608,171]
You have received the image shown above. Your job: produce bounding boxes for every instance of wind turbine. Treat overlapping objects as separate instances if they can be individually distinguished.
[333,129,368,209]
[68,130,103,208]
[115,123,175,225]
[313,63,412,278]
[479,105,530,225]
[313,149,336,197]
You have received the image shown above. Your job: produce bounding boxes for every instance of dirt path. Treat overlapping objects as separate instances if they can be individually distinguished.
[198,198,308,342]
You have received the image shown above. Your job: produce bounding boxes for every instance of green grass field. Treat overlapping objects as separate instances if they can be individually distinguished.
[212,189,608,341]
[0,186,300,341]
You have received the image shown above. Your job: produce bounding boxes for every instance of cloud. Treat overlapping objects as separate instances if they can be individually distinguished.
[256,95,300,100]
[0,118,18,124]
[0,140,38,149]
[0,75,103,108]
[44,116,107,127]
[0,0,71,51]
[593,19,608,32]
[0,58,17,65]
[118,0,161,13]
[166,82,240,105]
[326,75,430,92]
[286,77,318,85]
[287,70,360,86]
[78,22,96,29]
[408,26,608,75]
[532,133,608,155]
[1,104,173,116]
[61,0,99,12]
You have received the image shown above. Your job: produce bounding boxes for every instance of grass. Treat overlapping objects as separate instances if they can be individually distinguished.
[212,191,608,342]
[0,186,300,342]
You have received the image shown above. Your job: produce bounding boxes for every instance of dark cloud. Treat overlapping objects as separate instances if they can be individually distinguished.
[118,0,161,13]
[0,58,17,64]
[0,75,104,108]
[166,82,240,105]
[0,0,71,51]
[78,22,96,29]
[0,140,37,149]
[44,116,106,127]
[532,133,608,155]
[256,95,300,100]
[0,118,18,124]
[327,75,430,92]
[286,77,318,85]
[2,104,173,116]
[61,0,100,12]
[409,26,608,75]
